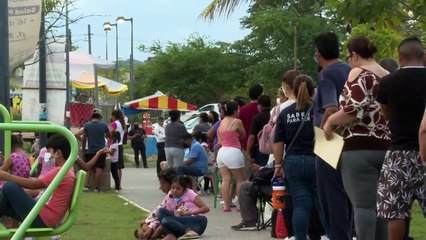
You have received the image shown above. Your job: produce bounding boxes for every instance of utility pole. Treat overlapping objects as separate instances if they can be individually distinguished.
[88,24,92,54]
[0,0,10,153]
[64,0,71,129]
[39,13,47,147]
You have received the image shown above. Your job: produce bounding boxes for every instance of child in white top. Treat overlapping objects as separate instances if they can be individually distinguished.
[107,131,120,192]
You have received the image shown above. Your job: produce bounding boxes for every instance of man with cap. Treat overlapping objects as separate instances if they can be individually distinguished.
[75,108,110,192]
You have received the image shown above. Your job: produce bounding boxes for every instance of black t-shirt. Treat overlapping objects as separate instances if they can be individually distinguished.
[274,103,315,155]
[377,67,426,150]
[128,127,146,145]
[250,110,270,144]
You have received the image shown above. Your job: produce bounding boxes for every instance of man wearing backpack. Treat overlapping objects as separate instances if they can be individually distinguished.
[246,95,271,167]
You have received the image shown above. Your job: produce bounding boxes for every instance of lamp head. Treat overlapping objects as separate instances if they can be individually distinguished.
[116,16,126,23]
[103,22,112,31]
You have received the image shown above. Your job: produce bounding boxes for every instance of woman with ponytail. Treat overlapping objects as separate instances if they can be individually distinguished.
[324,36,390,240]
[273,75,326,240]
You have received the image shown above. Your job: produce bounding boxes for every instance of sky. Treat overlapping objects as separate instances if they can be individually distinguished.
[69,0,250,62]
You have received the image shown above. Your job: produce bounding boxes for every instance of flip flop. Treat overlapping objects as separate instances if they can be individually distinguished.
[222,208,231,212]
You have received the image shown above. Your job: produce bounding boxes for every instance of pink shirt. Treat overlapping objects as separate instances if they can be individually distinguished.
[39,167,75,227]
[10,152,30,178]
[218,131,241,149]
[162,189,202,215]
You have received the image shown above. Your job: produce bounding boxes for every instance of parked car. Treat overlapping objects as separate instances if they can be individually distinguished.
[183,114,199,134]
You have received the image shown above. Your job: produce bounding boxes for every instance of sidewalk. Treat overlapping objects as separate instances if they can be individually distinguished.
[119,166,274,240]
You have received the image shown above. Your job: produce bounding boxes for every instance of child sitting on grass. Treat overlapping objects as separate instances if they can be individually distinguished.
[134,168,177,239]
[157,176,209,240]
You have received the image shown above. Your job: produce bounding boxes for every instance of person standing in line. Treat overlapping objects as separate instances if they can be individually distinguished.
[239,83,263,152]
[420,108,426,166]
[154,117,166,174]
[75,109,110,192]
[110,109,126,188]
[246,95,271,167]
[324,36,390,240]
[128,122,148,168]
[274,75,326,240]
[217,101,247,212]
[165,110,188,168]
[313,32,353,240]
[193,112,211,135]
[376,36,426,240]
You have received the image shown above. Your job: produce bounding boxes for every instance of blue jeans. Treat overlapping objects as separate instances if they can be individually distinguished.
[157,208,207,237]
[284,154,325,240]
[176,165,205,177]
[0,182,46,227]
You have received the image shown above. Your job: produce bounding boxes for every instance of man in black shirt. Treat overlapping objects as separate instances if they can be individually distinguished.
[247,95,271,167]
[376,36,426,240]
[128,122,147,168]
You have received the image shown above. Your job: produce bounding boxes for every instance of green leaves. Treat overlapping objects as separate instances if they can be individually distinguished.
[134,36,248,106]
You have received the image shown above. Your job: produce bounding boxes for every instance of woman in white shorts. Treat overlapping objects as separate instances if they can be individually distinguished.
[217,101,246,212]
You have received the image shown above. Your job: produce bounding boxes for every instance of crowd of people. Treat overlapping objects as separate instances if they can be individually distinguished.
[132,33,425,240]
[0,31,424,240]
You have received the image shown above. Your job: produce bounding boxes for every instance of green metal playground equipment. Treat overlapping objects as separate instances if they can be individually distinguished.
[0,104,85,239]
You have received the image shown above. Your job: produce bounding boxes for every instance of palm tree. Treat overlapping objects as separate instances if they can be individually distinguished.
[199,0,254,20]
[200,0,289,20]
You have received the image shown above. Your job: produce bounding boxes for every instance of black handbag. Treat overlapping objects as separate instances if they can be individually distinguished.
[252,167,274,185]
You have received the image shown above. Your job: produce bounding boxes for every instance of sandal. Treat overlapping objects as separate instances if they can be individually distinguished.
[178,230,200,239]
[222,208,231,212]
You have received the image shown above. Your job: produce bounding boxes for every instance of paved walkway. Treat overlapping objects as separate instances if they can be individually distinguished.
[118,165,274,240]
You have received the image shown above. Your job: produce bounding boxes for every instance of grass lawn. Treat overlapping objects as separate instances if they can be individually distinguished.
[41,192,148,240]
[410,201,426,239]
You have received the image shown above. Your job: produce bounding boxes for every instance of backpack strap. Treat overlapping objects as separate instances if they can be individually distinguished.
[286,105,313,152]
[270,106,280,124]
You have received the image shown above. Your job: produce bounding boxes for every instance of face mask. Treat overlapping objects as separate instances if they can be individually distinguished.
[44,152,53,163]
[276,98,281,105]
[134,124,139,129]
[314,52,319,64]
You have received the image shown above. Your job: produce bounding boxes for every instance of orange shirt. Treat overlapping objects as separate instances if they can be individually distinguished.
[39,167,75,227]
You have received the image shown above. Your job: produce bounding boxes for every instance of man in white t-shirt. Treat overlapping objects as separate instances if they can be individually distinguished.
[154,117,166,174]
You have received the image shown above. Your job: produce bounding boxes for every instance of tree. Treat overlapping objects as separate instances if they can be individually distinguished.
[230,1,341,92]
[343,24,403,61]
[134,36,249,106]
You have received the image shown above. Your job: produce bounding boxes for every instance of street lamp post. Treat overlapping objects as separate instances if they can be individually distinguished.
[116,16,134,101]
[103,22,119,84]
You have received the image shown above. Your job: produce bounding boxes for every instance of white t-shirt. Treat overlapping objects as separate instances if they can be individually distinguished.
[154,123,166,143]
[108,143,119,163]
[111,120,125,145]
[270,99,297,123]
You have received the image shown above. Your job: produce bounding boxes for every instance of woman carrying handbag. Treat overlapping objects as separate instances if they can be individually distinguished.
[273,74,326,240]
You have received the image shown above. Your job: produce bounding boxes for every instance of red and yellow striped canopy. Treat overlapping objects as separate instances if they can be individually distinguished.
[126,92,197,111]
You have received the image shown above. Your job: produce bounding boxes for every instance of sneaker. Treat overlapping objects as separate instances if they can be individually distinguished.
[232,196,239,205]
[178,230,200,239]
[231,222,257,231]
[94,188,101,193]
[83,186,90,192]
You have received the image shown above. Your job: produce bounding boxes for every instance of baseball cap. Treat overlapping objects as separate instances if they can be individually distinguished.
[92,108,102,115]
